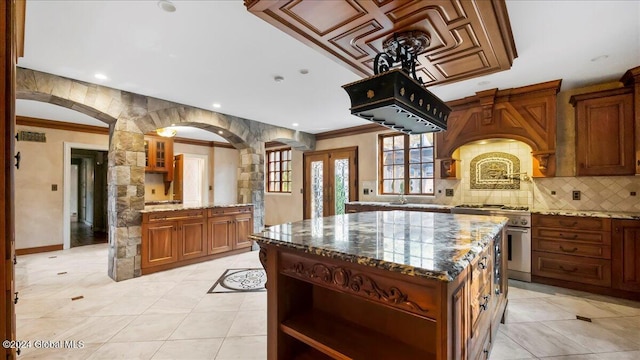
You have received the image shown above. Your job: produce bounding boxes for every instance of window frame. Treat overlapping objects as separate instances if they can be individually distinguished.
[378,132,435,196]
[266,147,292,193]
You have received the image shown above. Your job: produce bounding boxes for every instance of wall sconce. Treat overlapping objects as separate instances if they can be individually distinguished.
[156,127,177,138]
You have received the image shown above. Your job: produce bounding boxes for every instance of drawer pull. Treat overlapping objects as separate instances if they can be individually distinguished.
[478,256,488,270]
[559,246,578,253]
[559,220,578,227]
[559,233,578,240]
[479,295,490,311]
[559,265,578,273]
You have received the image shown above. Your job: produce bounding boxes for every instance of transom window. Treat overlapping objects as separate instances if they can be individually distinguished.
[266,148,292,193]
[379,133,434,195]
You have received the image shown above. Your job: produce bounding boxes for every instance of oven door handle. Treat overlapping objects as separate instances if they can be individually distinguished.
[507,228,529,233]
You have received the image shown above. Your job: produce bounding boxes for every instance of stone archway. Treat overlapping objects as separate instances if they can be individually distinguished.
[16,68,315,280]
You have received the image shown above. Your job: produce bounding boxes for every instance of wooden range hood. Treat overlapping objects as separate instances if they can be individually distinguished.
[436,80,562,178]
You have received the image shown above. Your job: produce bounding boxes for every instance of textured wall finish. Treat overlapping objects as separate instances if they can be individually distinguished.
[16,67,315,281]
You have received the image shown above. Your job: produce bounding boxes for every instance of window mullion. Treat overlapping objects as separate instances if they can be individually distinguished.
[404,134,410,195]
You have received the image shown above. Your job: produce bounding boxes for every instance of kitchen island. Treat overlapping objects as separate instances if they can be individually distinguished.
[140,203,253,274]
[251,211,508,360]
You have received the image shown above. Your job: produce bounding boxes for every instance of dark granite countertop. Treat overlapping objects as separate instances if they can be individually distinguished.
[141,203,253,213]
[346,201,453,210]
[531,209,640,220]
[251,211,507,282]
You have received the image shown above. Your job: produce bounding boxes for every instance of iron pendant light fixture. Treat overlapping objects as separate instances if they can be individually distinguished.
[342,31,450,134]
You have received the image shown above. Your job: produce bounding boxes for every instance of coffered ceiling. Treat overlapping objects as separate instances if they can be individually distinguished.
[15,1,640,140]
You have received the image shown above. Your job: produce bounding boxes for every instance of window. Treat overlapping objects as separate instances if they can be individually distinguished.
[379,132,434,195]
[266,148,292,193]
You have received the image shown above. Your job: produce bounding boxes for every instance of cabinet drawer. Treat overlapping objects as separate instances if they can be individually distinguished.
[532,251,611,287]
[147,210,204,222]
[533,238,611,259]
[208,206,252,216]
[532,215,611,231]
[533,228,610,245]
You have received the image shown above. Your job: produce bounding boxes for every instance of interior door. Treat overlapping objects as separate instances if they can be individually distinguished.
[303,147,357,219]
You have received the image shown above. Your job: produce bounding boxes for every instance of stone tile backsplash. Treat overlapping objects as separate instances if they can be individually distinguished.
[533,176,640,212]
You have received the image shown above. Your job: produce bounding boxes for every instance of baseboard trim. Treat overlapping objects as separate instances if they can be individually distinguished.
[16,244,63,255]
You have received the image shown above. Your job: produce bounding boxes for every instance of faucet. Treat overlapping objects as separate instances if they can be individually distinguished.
[501,172,531,182]
[397,193,408,204]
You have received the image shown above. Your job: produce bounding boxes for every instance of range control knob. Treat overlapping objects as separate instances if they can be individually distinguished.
[520,219,528,226]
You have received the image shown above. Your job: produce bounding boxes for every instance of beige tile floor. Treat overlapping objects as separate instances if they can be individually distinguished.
[15,243,640,359]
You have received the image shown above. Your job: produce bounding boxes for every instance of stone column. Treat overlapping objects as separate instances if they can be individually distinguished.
[238,144,265,233]
[107,119,145,281]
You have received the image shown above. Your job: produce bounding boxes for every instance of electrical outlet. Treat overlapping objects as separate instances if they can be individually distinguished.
[151,189,156,195]
[551,191,556,195]
[363,188,370,195]
[572,190,581,200]
[51,184,57,191]
[631,191,637,196]
[445,189,454,197]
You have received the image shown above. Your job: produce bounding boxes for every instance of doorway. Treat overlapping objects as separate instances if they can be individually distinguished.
[63,142,109,249]
[303,147,358,219]
[69,148,108,247]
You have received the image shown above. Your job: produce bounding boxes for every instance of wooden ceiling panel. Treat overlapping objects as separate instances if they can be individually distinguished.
[281,0,367,36]
[245,0,517,86]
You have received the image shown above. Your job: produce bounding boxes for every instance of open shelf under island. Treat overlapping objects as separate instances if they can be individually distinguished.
[251,211,508,360]
[140,203,254,275]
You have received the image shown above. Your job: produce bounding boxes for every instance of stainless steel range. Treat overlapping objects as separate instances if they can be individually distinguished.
[451,204,532,282]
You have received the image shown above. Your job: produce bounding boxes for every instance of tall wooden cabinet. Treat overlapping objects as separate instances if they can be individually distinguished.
[571,88,635,176]
[612,219,640,292]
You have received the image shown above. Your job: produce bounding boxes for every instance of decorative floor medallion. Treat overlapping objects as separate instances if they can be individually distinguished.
[208,268,266,294]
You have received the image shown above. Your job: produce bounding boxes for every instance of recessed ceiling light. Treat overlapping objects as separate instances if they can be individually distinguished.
[274,75,284,83]
[212,103,221,109]
[94,73,108,80]
[299,69,309,75]
[157,0,176,12]
[218,130,223,134]
[292,123,299,127]
[591,55,609,62]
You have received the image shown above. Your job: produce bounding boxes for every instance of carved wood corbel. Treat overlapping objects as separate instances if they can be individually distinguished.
[532,150,554,172]
[440,158,459,178]
[476,89,498,125]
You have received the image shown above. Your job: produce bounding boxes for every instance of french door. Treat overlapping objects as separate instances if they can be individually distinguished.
[303,147,357,219]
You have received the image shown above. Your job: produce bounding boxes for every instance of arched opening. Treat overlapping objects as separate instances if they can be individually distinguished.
[16,67,316,281]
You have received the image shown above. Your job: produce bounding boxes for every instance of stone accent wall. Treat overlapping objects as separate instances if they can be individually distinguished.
[17,67,316,281]
[239,146,265,232]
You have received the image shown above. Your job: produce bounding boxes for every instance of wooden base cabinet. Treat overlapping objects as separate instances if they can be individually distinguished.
[142,221,178,269]
[612,219,640,293]
[142,205,254,274]
[533,214,640,300]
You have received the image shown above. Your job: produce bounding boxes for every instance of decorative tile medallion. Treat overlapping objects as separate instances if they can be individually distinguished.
[470,152,520,189]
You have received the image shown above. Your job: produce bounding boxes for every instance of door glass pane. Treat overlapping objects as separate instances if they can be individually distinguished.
[334,159,349,215]
[311,161,324,219]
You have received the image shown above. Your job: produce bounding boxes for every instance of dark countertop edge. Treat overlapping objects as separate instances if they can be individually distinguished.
[251,217,507,283]
[141,203,253,213]
[345,201,453,209]
[531,209,640,220]
[347,202,640,220]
